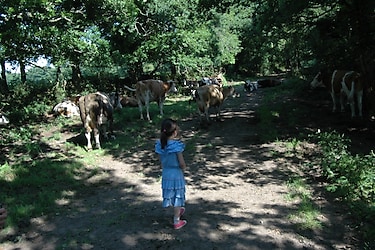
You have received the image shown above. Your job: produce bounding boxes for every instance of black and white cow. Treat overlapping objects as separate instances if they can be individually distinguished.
[200,77,222,87]
[78,92,115,150]
[244,80,258,92]
[310,70,363,118]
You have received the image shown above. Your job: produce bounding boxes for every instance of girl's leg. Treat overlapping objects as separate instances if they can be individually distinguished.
[173,206,187,229]
[173,206,182,223]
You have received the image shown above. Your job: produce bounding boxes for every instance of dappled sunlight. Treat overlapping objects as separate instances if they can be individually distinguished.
[1,84,365,249]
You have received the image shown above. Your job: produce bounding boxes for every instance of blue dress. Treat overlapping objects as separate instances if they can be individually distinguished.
[155,139,186,208]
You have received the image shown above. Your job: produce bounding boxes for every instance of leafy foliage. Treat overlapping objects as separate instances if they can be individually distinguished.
[313,131,375,245]
[315,131,375,203]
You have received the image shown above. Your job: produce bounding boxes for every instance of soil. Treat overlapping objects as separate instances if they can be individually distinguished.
[1,83,374,250]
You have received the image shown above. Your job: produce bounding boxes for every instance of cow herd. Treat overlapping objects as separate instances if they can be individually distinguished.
[0,69,368,150]
[75,77,238,149]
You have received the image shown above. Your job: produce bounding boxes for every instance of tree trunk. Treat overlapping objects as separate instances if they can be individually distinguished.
[0,59,9,94]
[20,60,26,83]
[71,63,82,87]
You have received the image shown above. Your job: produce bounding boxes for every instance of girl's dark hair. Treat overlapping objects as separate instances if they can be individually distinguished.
[160,118,178,149]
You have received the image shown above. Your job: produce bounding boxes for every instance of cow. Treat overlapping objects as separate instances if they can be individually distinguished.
[195,84,235,123]
[244,80,258,92]
[120,95,138,107]
[310,70,363,118]
[0,113,9,125]
[200,77,222,87]
[124,79,178,120]
[52,100,80,118]
[78,92,115,150]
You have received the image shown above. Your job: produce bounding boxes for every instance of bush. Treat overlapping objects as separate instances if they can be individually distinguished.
[314,130,375,246]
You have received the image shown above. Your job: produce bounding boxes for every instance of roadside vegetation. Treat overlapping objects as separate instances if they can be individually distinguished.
[255,79,375,247]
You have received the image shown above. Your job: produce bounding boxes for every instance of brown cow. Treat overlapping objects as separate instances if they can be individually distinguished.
[78,92,114,150]
[195,84,235,123]
[124,79,177,120]
[120,95,138,107]
[310,70,363,117]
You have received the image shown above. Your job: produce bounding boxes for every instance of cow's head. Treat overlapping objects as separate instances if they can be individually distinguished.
[108,92,123,110]
[223,85,237,98]
[310,72,324,89]
[167,81,178,94]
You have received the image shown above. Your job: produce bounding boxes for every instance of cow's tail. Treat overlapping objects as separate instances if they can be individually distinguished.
[124,85,136,92]
[97,93,114,136]
[78,95,87,124]
[96,94,105,126]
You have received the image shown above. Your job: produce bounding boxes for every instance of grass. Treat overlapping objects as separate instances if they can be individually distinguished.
[286,176,322,231]
[0,157,86,228]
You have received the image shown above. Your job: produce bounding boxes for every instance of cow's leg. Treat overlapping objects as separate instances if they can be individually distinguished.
[339,92,346,113]
[145,95,151,121]
[138,100,144,120]
[346,80,357,117]
[348,100,355,118]
[85,131,92,150]
[94,128,101,149]
[205,105,210,122]
[197,105,203,123]
[159,100,164,116]
[330,92,338,113]
[217,106,222,120]
[357,90,363,117]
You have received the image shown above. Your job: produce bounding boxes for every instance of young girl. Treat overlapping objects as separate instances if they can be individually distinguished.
[155,118,187,229]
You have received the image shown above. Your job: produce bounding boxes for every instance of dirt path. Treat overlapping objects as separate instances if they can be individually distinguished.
[1,85,361,250]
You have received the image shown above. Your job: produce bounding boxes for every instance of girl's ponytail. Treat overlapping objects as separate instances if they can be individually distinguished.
[160,118,178,149]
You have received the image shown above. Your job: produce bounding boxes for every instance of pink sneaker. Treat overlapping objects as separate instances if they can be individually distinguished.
[179,207,185,217]
[174,220,187,230]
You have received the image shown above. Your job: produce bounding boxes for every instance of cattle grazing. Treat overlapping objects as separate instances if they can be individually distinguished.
[52,100,80,118]
[124,79,178,120]
[78,92,114,150]
[195,84,235,123]
[310,70,363,118]
[244,80,258,92]
[0,113,9,125]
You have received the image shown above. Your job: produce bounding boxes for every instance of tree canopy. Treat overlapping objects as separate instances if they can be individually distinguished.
[0,0,374,92]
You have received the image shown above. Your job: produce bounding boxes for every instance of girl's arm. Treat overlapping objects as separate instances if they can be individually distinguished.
[177,152,186,170]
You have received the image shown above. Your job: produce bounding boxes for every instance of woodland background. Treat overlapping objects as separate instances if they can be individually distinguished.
[0,0,374,106]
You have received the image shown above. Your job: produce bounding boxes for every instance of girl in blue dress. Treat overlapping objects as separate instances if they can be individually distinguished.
[155,118,187,229]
